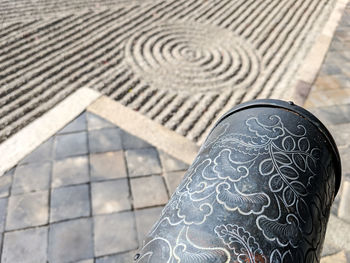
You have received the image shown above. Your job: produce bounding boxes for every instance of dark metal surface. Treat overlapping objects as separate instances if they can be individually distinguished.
[135,99,341,263]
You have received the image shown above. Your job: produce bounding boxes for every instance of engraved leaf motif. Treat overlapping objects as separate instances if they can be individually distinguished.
[174,227,230,263]
[177,192,212,225]
[290,181,307,196]
[279,166,298,180]
[213,150,249,182]
[270,249,282,263]
[298,137,310,152]
[292,154,306,172]
[306,149,321,173]
[296,199,312,233]
[246,116,284,140]
[282,251,293,262]
[274,152,292,165]
[283,187,296,207]
[174,244,229,263]
[282,136,295,151]
[269,174,284,192]
[215,224,265,263]
[306,156,317,173]
[257,215,301,247]
[216,183,270,215]
[259,158,274,176]
[270,249,293,263]
[137,238,172,263]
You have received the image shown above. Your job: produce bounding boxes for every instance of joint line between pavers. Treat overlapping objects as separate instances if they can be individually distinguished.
[87,96,199,165]
[0,88,101,177]
[288,0,350,105]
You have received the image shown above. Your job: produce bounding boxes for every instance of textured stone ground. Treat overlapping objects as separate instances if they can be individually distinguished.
[0,0,349,261]
[0,0,336,143]
[0,111,189,262]
[305,3,350,262]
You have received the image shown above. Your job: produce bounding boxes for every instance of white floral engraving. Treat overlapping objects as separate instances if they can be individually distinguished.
[136,114,333,263]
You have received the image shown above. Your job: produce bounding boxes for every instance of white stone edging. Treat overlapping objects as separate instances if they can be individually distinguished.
[87,96,199,165]
[285,0,349,105]
[0,87,101,176]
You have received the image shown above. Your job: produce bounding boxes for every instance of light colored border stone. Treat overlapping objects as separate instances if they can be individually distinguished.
[88,96,199,165]
[284,0,349,105]
[0,88,101,176]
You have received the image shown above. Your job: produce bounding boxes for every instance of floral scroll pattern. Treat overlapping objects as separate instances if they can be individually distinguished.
[137,114,335,263]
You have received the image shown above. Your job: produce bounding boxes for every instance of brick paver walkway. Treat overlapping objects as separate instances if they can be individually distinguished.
[0,112,189,262]
[0,1,349,262]
[305,3,350,262]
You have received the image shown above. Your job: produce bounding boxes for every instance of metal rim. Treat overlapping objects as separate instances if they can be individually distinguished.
[211,99,342,195]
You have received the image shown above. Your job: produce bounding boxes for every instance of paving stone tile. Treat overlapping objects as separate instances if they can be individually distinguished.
[305,89,350,107]
[6,191,49,231]
[339,148,350,177]
[0,198,7,233]
[90,151,127,181]
[121,130,151,150]
[338,49,350,61]
[313,75,342,91]
[346,251,350,263]
[321,251,347,263]
[135,206,163,245]
[338,75,350,88]
[87,112,115,130]
[88,128,122,153]
[96,251,137,263]
[309,106,350,125]
[55,132,88,159]
[163,171,186,195]
[0,233,3,258]
[329,123,350,148]
[49,218,93,263]
[76,260,94,263]
[57,113,86,134]
[331,188,341,215]
[20,138,53,164]
[322,214,350,257]
[320,64,342,75]
[125,148,162,177]
[91,179,131,215]
[338,181,350,223]
[12,162,51,195]
[329,41,346,52]
[52,155,89,188]
[94,211,138,257]
[50,184,90,222]
[1,167,14,176]
[158,150,189,172]
[338,103,350,118]
[130,175,168,209]
[1,227,48,263]
[0,173,12,198]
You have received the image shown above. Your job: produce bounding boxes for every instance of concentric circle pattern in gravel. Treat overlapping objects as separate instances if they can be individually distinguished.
[0,0,335,143]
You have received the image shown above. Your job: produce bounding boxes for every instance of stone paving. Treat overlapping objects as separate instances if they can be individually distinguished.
[304,2,350,262]
[0,1,349,261]
[0,111,189,262]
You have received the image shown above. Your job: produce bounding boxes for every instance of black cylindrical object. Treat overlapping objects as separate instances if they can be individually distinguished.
[135,99,341,263]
